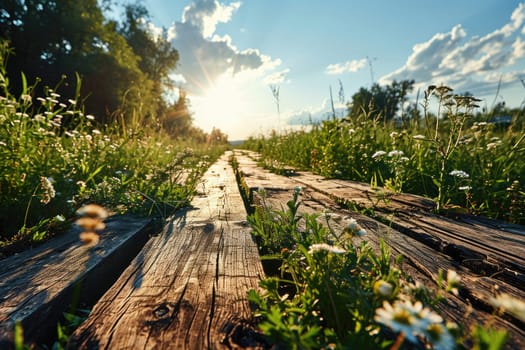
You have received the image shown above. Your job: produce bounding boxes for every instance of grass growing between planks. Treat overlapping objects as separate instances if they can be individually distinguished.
[241,86,525,224]
[0,42,226,253]
[247,188,513,349]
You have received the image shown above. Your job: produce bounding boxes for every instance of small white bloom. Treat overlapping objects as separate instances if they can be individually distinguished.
[374,280,393,297]
[86,114,95,120]
[458,186,472,191]
[424,323,455,350]
[308,243,346,255]
[449,170,469,178]
[372,150,387,159]
[92,129,101,135]
[388,150,404,157]
[413,134,426,140]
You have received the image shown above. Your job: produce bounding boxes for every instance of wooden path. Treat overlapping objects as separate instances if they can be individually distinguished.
[68,151,265,349]
[1,150,524,349]
[0,216,153,347]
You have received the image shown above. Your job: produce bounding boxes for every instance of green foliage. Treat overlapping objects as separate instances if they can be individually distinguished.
[248,191,507,349]
[0,46,224,248]
[349,80,415,122]
[0,0,190,133]
[242,85,525,224]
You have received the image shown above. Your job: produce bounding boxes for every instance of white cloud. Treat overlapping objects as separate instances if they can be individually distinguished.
[168,0,282,95]
[380,3,525,98]
[263,68,290,84]
[326,58,367,75]
[287,99,346,125]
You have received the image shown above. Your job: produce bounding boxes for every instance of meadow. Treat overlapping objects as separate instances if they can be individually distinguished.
[0,45,225,253]
[241,86,525,224]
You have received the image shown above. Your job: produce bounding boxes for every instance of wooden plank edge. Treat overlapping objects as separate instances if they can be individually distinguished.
[0,215,155,349]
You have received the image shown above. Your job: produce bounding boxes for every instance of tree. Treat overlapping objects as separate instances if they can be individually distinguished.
[162,89,194,137]
[118,3,179,120]
[0,0,179,127]
[348,80,414,122]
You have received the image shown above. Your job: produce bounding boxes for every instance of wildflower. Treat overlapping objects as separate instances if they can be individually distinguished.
[356,228,366,236]
[348,128,355,134]
[388,150,404,157]
[308,243,346,255]
[76,217,106,231]
[413,134,425,140]
[372,150,387,159]
[458,186,471,191]
[68,99,77,105]
[375,300,421,344]
[76,203,108,220]
[64,131,75,137]
[390,131,399,138]
[0,141,6,147]
[36,97,46,103]
[34,114,46,123]
[374,280,393,297]
[59,103,67,109]
[486,141,501,150]
[449,170,469,178]
[55,214,66,222]
[79,232,100,246]
[400,157,409,162]
[423,323,455,350]
[50,92,61,98]
[92,129,101,135]
[20,94,32,103]
[86,114,95,120]
[346,217,359,231]
[490,293,525,322]
[40,176,56,204]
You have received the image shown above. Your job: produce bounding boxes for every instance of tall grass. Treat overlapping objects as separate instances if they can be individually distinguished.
[242,87,525,224]
[0,42,225,249]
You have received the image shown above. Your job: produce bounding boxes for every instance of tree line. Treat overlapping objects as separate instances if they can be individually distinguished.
[0,0,221,141]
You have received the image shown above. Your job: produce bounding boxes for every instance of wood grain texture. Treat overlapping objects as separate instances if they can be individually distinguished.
[234,150,525,349]
[0,216,153,348]
[69,151,266,350]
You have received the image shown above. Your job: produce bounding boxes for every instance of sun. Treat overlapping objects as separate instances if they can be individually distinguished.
[194,73,249,124]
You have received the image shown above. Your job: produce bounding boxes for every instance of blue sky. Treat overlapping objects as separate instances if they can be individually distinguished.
[139,0,525,140]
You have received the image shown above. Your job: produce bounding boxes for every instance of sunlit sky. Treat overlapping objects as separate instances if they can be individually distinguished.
[138,0,525,140]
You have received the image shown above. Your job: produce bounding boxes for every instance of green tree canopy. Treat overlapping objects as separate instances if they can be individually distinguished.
[348,80,415,122]
[0,0,179,127]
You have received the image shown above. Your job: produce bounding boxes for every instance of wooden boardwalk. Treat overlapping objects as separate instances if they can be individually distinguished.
[1,150,524,349]
[68,151,265,349]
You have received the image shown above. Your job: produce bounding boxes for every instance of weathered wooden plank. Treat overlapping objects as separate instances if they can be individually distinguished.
[234,151,525,288]
[233,150,525,349]
[0,215,153,348]
[69,151,266,349]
